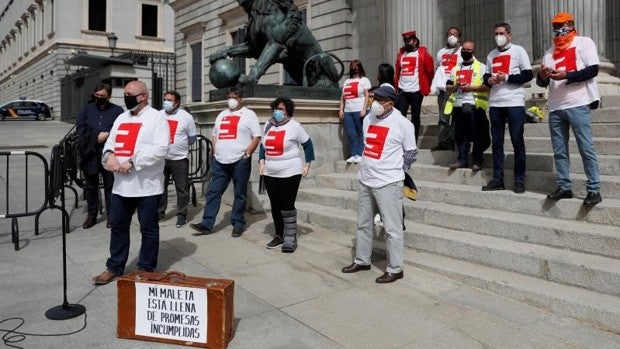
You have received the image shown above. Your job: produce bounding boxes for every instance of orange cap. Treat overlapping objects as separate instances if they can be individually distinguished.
[552,12,574,24]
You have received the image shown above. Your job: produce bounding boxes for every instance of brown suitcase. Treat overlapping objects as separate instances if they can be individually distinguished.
[117,270,234,348]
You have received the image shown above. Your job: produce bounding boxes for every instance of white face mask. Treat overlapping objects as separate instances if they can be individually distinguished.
[495,34,507,47]
[163,100,174,112]
[447,35,458,46]
[370,101,385,116]
[227,98,239,110]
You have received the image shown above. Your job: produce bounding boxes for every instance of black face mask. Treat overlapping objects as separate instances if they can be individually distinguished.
[94,97,108,107]
[461,51,473,61]
[124,95,139,111]
[404,44,415,52]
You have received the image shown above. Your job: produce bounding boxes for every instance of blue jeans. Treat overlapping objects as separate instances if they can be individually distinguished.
[107,194,160,275]
[489,106,526,184]
[200,157,251,230]
[548,105,600,192]
[343,111,364,157]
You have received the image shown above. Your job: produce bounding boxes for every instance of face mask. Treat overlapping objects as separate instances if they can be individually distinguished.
[163,100,174,112]
[447,35,458,46]
[370,101,385,116]
[553,25,571,37]
[495,34,507,47]
[227,98,239,110]
[460,51,473,61]
[94,97,108,107]
[273,109,285,122]
[404,44,414,52]
[124,95,140,112]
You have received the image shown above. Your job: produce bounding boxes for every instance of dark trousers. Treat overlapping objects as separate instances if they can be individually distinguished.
[159,158,190,218]
[489,106,526,184]
[107,194,160,275]
[395,90,423,142]
[454,104,490,165]
[436,90,454,147]
[84,166,114,217]
[264,174,302,237]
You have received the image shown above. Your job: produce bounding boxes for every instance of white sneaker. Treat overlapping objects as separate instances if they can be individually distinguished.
[346,156,356,163]
[374,213,383,226]
[353,155,362,163]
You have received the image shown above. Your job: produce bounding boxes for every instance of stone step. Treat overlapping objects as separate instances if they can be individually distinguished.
[301,184,620,259]
[420,122,620,138]
[311,173,620,226]
[416,135,620,155]
[295,200,620,299]
[413,149,620,177]
[334,160,620,199]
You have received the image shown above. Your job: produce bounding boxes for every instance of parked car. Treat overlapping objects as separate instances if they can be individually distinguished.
[0,99,53,121]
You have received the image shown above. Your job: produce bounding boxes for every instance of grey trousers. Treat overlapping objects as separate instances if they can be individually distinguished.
[159,158,190,218]
[354,181,404,273]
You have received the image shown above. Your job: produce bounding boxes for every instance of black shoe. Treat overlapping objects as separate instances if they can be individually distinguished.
[449,162,467,169]
[583,192,602,207]
[106,218,112,229]
[266,236,283,249]
[190,223,212,235]
[341,263,371,273]
[375,271,404,283]
[431,144,451,151]
[472,163,482,172]
[547,187,573,200]
[82,216,97,229]
[513,182,525,194]
[175,217,186,228]
[158,211,165,221]
[482,180,504,191]
[231,226,244,237]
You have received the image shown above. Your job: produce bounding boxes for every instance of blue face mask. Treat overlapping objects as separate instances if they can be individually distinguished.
[273,109,285,122]
[163,100,174,112]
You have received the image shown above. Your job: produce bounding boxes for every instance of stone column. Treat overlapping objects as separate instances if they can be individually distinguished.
[532,0,619,95]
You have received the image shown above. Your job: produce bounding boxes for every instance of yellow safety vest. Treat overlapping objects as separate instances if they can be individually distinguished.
[444,60,488,115]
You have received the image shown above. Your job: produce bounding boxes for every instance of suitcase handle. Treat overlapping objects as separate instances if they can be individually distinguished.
[141,271,187,283]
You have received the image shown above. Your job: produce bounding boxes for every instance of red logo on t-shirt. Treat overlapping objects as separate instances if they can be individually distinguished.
[441,53,458,74]
[218,115,241,140]
[343,81,360,99]
[167,119,179,144]
[265,130,285,156]
[553,47,577,72]
[400,56,418,76]
[363,125,389,159]
[114,122,142,156]
[492,55,511,74]
[457,70,473,85]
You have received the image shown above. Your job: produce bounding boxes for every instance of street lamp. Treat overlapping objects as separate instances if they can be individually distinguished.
[107,32,118,57]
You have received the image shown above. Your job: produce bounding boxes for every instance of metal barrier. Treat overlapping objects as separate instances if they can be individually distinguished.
[0,150,50,250]
[187,134,213,206]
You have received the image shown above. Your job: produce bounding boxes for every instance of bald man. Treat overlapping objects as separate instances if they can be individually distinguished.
[93,80,170,285]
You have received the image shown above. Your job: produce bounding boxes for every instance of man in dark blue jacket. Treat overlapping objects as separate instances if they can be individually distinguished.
[76,83,124,229]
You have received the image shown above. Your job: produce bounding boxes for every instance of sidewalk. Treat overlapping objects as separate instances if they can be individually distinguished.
[1,121,618,348]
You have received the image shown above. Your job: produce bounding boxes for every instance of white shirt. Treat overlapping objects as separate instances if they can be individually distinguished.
[103,105,170,197]
[485,43,532,107]
[161,108,197,160]
[212,106,261,164]
[398,51,421,92]
[359,108,417,188]
[262,119,310,178]
[436,46,462,77]
[541,36,600,112]
[342,77,371,112]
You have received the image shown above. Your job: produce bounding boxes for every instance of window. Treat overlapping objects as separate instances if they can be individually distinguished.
[231,28,246,75]
[88,0,106,31]
[141,4,158,37]
[191,42,202,102]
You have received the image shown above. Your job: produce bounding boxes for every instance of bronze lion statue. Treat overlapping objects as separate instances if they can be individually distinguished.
[209,0,343,88]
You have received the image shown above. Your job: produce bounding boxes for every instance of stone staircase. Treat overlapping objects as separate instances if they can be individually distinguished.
[295,99,620,333]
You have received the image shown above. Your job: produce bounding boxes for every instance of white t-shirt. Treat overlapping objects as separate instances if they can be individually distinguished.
[103,105,170,197]
[342,77,371,112]
[398,51,421,92]
[212,106,261,164]
[541,36,600,112]
[262,119,310,178]
[485,43,532,107]
[436,46,462,77]
[161,108,197,160]
[359,108,417,188]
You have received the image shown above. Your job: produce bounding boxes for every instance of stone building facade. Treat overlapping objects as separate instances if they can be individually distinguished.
[0,0,175,120]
